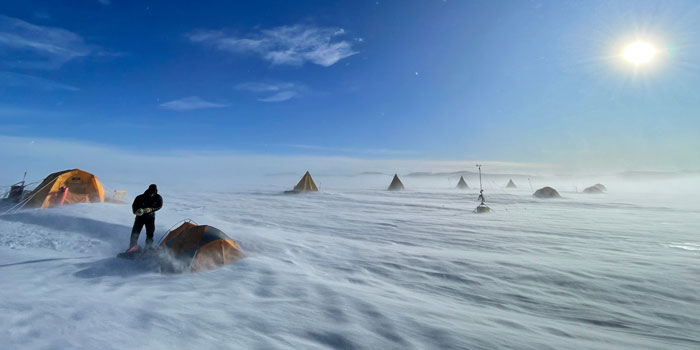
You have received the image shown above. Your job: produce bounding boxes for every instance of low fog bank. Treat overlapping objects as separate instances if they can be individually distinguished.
[2,135,699,198]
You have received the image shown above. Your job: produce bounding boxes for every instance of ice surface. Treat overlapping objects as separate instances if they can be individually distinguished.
[1,179,699,349]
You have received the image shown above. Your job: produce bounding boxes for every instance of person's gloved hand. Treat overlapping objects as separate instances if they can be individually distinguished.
[143,208,153,214]
[135,208,144,216]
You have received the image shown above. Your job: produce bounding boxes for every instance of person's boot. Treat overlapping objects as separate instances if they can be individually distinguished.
[145,238,153,250]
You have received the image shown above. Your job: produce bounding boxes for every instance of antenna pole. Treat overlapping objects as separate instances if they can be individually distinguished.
[476,164,483,191]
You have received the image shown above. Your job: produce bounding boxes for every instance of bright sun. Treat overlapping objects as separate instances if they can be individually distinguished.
[622,41,656,65]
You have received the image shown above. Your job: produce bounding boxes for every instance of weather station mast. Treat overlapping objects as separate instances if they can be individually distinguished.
[475,164,490,213]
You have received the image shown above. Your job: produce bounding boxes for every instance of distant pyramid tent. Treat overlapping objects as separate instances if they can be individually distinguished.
[292,171,318,192]
[456,176,469,189]
[506,179,517,188]
[25,169,105,208]
[388,174,405,191]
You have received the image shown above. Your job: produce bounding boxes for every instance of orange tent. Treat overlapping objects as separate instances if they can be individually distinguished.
[159,222,243,273]
[25,169,105,208]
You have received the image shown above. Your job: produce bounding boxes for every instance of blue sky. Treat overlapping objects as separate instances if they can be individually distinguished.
[1,0,699,170]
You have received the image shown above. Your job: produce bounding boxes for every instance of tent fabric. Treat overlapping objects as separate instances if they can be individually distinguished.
[583,185,604,194]
[293,171,318,192]
[506,179,517,188]
[533,186,561,198]
[25,169,105,208]
[388,174,405,191]
[159,221,197,248]
[456,176,469,189]
[161,223,242,272]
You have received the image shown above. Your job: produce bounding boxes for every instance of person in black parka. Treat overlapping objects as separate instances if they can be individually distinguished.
[129,184,163,249]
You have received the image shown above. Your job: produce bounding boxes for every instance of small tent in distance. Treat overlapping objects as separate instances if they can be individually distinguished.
[533,186,560,199]
[506,179,517,188]
[159,222,243,273]
[287,171,318,193]
[456,176,469,189]
[388,174,405,191]
[583,185,604,194]
[25,169,105,208]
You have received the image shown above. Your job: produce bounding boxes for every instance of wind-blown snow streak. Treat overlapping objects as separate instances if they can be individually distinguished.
[1,185,699,349]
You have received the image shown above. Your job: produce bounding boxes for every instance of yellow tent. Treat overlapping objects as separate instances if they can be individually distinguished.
[292,171,318,192]
[25,169,105,208]
[159,222,243,273]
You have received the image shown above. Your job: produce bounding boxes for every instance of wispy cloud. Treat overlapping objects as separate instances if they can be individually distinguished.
[188,24,358,67]
[235,82,307,102]
[159,96,229,111]
[0,15,91,69]
[0,71,79,91]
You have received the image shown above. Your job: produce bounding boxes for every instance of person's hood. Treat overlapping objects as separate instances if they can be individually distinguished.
[144,184,158,195]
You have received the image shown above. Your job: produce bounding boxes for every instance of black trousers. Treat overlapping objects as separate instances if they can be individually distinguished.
[130,215,155,247]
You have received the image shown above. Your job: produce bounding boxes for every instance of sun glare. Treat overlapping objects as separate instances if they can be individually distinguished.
[622,41,656,65]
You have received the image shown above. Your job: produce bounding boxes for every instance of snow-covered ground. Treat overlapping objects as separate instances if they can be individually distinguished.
[1,177,699,349]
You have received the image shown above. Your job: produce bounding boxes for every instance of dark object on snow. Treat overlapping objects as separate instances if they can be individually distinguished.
[533,186,561,198]
[594,183,607,191]
[388,174,405,191]
[506,179,517,188]
[130,184,163,248]
[456,176,469,189]
[583,185,604,194]
[474,203,490,213]
[117,246,157,260]
[286,171,318,193]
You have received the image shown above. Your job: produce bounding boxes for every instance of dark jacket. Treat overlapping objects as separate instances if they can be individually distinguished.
[132,189,163,217]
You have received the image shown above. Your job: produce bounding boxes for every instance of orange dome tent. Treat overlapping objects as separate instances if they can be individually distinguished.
[159,222,243,273]
[25,169,105,208]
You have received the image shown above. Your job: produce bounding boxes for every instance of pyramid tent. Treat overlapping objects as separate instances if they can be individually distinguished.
[292,171,318,192]
[456,176,469,189]
[388,174,405,191]
[25,169,105,208]
[506,179,517,188]
[159,222,243,273]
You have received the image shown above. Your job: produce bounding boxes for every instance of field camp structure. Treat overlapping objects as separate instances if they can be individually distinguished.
[456,176,469,189]
[0,169,106,213]
[286,171,318,193]
[583,183,607,194]
[533,186,561,198]
[474,165,490,213]
[388,174,405,191]
[0,169,129,215]
[506,179,517,188]
[157,221,243,273]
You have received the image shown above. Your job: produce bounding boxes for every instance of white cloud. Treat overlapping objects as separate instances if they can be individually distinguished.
[188,24,358,67]
[257,91,298,102]
[236,81,307,103]
[0,71,79,91]
[235,82,295,92]
[159,96,229,111]
[0,15,91,69]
